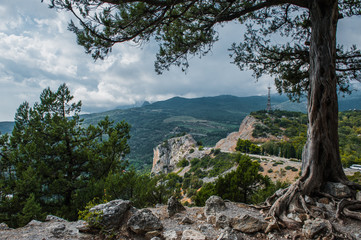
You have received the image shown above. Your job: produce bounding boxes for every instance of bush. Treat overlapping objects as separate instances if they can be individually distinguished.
[177,158,189,168]
[267,169,273,173]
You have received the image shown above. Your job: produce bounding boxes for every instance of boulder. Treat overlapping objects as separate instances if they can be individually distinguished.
[231,214,267,233]
[168,196,186,217]
[127,209,163,234]
[181,216,194,225]
[45,215,67,222]
[356,191,361,201]
[181,229,207,240]
[324,182,351,198]
[302,218,328,239]
[0,222,10,230]
[216,214,229,229]
[204,196,226,216]
[164,230,178,240]
[48,223,66,238]
[89,199,131,229]
[217,227,242,240]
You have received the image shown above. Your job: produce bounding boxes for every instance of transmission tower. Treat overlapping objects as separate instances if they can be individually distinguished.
[266,85,272,112]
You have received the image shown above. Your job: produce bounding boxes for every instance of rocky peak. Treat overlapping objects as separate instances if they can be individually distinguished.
[152,134,207,174]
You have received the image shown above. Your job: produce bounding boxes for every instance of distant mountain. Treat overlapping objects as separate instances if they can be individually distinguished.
[1,93,361,170]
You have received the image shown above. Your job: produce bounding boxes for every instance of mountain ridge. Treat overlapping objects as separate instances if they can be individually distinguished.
[1,93,361,169]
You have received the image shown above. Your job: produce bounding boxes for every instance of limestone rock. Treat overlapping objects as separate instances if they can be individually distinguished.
[48,223,66,238]
[168,196,186,217]
[145,230,162,239]
[356,191,361,201]
[181,216,194,225]
[216,214,229,229]
[217,227,242,240]
[302,218,328,239]
[164,230,178,240]
[198,223,217,237]
[204,196,226,216]
[181,229,207,240]
[231,214,267,233]
[324,182,352,198]
[127,209,163,234]
[89,199,131,229]
[0,222,10,230]
[26,220,42,227]
[152,134,207,174]
[45,215,67,222]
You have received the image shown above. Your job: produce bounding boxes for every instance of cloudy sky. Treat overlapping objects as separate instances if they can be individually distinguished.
[0,1,360,121]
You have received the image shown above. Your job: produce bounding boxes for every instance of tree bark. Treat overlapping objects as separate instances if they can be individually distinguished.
[301,0,348,195]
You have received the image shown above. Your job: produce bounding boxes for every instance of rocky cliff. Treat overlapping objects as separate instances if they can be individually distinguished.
[215,115,287,152]
[152,134,208,174]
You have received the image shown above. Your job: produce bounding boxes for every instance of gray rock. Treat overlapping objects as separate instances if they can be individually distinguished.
[204,196,226,216]
[216,214,229,229]
[26,220,42,227]
[324,182,352,198]
[145,230,162,239]
[127,209,163,234]
[164,230,178,240]
[356,191,361,201]
[181,229,207,240]
[0,222,10,230]
[198,223,217,238]
[45,215,67,222]
[151,237,162,240]
[231,214,267,233]
[217,227,242,240]
[302,218,328,239]
[48,223,66,238]
[168,196,186,217]
[181,216,194,224]
[89,199,131,229]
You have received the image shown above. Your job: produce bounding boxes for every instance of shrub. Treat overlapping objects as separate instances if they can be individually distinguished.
[177,158,189,168]
[267,169,273,173]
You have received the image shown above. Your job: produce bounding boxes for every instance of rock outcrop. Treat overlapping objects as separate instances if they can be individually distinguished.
[215,115,288,152]
[152,134,207,174]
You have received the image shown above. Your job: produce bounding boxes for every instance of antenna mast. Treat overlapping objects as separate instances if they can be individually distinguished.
[266,84,272,112]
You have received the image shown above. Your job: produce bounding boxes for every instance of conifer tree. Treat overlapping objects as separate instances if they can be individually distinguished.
[0,84,130,226]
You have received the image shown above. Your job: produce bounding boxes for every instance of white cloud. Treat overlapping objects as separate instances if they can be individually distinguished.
[0,0,360,121]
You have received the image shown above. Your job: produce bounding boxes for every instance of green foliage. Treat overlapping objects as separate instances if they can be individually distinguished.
[236,139,261,154]
[251,110,307,139]
[78,198,107,229]
[177,158,189,168]
[0,84,130,227]
[19,193,44,226]
[339,111,361,167]
[251,181,289,204]
[194,154,271,205]
[192,182,215,206]
[347,172,361,185]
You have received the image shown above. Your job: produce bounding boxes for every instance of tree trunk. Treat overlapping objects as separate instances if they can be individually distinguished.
[301,0,348,195]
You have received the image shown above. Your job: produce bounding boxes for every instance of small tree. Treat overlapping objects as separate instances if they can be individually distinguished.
[19,193,44,226]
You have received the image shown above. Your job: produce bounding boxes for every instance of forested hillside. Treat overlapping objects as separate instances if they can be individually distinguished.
[245,110,361,167]
[1,93,361,169]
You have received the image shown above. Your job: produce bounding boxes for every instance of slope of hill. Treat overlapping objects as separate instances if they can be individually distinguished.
[1,93,361,170]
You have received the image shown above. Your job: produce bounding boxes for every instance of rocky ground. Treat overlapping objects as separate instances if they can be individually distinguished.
[1,194,360,240]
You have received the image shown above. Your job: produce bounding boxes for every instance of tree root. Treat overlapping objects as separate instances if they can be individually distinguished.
[336,199,361,221]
